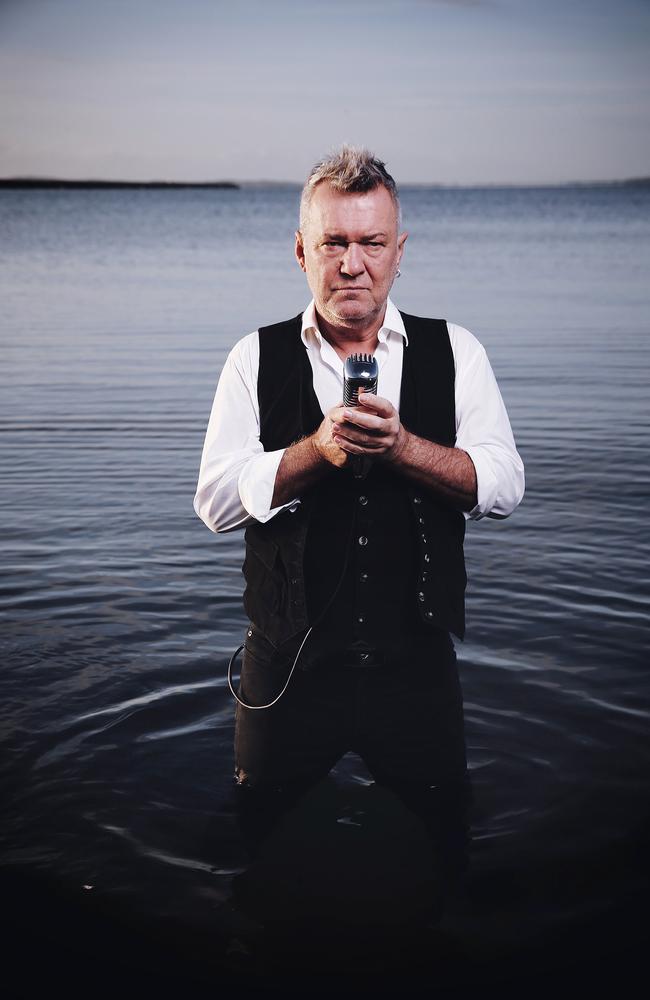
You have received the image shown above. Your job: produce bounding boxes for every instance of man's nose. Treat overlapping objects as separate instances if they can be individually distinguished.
[340,242,365,277]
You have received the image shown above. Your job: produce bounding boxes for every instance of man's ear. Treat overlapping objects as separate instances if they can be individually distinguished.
[295,230,307,272]
[397,230,408,265]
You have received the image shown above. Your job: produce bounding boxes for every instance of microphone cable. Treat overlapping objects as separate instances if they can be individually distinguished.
[227,625,313,711]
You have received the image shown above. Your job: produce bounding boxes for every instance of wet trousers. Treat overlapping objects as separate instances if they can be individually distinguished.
[232,624,471,885]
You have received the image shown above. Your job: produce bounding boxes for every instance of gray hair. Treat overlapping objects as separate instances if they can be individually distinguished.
[299,144,402,231]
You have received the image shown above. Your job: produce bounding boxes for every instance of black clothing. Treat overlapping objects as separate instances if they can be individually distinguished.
[234,311,471,900]
[243,312,467,648]
[234,624,470,882]
[235,624,467,788]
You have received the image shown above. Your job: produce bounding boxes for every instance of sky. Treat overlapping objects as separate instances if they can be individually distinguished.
[0,0,649,185]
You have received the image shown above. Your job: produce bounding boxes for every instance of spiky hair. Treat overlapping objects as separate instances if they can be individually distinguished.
[299,144,401,231]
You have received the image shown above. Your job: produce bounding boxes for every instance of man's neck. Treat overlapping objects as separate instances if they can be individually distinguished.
[315,305,387,361]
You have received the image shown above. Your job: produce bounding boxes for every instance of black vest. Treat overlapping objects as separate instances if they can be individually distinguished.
[242,312,467,647]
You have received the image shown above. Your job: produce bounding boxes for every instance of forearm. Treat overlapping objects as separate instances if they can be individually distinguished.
[271,434,335,508]
[388,428,478,511]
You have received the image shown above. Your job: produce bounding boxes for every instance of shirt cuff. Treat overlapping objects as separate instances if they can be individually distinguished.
[238,448,300,523]
[462,446,499,521]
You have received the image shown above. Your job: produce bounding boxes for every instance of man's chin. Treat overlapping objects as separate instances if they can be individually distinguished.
[328,299,377,323]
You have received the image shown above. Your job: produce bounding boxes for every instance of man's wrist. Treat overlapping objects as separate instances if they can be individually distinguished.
[308,431,328,467]
[385,424,409,465]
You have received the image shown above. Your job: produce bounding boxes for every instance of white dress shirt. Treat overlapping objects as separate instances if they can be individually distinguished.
[194,298,525,532]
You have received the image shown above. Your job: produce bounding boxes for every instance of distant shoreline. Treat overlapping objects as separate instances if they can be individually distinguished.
[0,179,240,190]
[0,176,648,190]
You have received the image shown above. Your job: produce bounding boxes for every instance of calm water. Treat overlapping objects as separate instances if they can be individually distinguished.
[1,185,649,988]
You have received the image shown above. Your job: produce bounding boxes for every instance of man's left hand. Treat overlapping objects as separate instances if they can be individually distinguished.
[331,391,406,462]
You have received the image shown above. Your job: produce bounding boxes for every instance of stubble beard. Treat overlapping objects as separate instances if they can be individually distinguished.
[321,289,385,333]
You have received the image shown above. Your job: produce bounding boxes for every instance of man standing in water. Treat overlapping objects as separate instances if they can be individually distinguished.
[194,146,524,914]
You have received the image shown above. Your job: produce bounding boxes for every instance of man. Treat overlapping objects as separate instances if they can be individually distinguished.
[194,146,524,908]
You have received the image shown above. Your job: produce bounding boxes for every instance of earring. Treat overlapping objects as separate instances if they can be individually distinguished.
[396,268,401,278]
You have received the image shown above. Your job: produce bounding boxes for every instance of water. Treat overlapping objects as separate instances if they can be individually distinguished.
[1,184,649,989]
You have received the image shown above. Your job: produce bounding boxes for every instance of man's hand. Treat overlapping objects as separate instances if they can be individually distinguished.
[313,405,353,468]
[271,404,350,508]
[332,390,478,511]
[273,392,477,513]
[331,391,406,460]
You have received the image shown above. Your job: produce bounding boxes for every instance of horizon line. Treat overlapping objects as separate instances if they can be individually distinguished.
[1,175,649,189]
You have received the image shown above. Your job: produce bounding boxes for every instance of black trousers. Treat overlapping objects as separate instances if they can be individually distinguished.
[233,624,471,886]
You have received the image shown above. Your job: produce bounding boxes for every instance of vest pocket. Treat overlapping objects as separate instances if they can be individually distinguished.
[244,622,276,664]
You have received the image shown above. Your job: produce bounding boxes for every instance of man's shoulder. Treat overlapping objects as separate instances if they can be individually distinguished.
[227,329,259,367]
[257,313,303,337]
[445,322,487,366]
[226,311,305,373]
[398,310,481,346]
[398,309,446,325]
[398,309,487,372]
[256,313,306,370]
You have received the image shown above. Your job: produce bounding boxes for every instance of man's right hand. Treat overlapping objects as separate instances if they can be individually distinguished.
[312,404,350,468]
[271,404,349,508]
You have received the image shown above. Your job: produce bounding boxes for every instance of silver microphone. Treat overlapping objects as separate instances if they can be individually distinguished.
[343,353,378,479]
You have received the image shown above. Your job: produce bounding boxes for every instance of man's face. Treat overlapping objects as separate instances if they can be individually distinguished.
[295,183,407,330]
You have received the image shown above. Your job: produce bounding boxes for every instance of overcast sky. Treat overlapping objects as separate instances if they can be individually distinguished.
[1,0,648,184]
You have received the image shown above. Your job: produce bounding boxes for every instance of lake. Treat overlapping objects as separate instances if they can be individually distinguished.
[1,182,649,991]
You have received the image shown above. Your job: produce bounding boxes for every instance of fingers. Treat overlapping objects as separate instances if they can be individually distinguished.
[357,391,395,417]
[329,396,393,426]
[339,394,393,426]
[328,396,401,457]
[332,415,399,453]
[340,408,385,432]
[333,430,386,453]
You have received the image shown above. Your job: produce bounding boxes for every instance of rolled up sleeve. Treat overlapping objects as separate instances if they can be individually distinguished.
[237,449,296,523]
[193,334,299,533]
[451,325,525,521]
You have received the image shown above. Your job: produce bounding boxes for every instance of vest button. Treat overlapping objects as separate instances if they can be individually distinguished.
[424,554,430,563]
[359,572,369,582]
[358,536,368,546]
[421,535,427,544]
[425,611,434,619]
[421,572,428,582]
[413,496,422,504]
[357,615,365,624]
[418,516,425,525]
[358,495,368,506]
[418,592,425,601]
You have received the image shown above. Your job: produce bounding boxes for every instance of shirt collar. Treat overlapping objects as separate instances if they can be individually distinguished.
[300,296,408,348]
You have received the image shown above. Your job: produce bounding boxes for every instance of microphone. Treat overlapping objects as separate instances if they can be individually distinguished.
[343,352,379,480]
